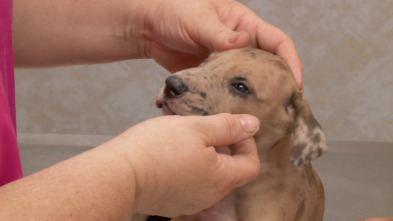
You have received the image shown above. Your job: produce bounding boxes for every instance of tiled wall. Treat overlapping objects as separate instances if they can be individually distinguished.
[15,0,393,142]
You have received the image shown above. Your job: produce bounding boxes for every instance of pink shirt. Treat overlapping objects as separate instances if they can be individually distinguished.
[0,0,24,186]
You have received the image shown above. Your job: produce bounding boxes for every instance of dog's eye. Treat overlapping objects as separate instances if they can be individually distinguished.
[231,82,251,94]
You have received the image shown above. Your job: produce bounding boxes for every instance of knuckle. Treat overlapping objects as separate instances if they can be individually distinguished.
[217,113,238,138]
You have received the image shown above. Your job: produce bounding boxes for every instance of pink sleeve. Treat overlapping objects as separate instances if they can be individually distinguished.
[0,0,23,186]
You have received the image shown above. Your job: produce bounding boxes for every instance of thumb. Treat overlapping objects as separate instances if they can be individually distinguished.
[226,137,260,188]
[196,113,260,188]
[196,113,260,147]
[193,15,250,52]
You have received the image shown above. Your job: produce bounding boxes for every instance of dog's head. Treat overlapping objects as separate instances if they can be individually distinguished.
[156,48,328,166]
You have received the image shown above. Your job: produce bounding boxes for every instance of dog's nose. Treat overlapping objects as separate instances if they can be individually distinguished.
[165,75,188,98]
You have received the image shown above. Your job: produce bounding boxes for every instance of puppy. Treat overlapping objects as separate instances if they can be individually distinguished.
[156,48,328,221]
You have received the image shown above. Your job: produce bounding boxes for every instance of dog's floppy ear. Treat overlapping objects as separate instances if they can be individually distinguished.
[287,92,328,166]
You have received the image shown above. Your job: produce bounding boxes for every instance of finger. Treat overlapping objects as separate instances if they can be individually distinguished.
[149,41,208,73]
[255,22,303,90]
[276,42,303,92]
[284,52,303,92]
[190,13,250,52]
[195,113,260,147]
[227,137,260,187]
[214,146,232,155]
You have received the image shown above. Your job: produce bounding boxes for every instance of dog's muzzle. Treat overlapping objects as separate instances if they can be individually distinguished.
[164,75,188,98]
[156,75,188,115]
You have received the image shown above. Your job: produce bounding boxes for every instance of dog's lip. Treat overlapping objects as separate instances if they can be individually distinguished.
[156,99,176,115]
[161,104,176,115]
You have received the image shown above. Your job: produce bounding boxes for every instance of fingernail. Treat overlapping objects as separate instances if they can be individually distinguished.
[238,115,260,134]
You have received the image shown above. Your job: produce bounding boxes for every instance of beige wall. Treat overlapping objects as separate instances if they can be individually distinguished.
[15,0,393,142]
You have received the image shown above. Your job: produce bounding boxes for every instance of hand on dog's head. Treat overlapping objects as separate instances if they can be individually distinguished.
[156,48,328,166]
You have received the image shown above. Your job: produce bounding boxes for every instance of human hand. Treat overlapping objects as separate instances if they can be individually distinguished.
[114,113,260,217]
[137,0,303,90]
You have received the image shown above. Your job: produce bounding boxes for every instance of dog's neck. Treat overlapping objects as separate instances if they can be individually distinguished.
[173,135,311,221]
[255,134,294,170]
[185,135,300,221]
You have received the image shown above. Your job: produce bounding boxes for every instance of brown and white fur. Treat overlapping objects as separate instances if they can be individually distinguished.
[155,48,328,221]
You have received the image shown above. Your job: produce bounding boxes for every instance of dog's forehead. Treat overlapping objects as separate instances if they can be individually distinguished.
[203,48,293,83]
[207,49,290,71]
[207,48,283,62]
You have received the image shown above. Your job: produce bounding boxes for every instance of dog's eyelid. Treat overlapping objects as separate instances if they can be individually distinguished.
[228,76,249,86]
[232,76,247,81]
[229,77,253,95]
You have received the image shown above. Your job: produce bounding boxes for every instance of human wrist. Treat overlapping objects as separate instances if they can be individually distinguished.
[111,0,150,60]
[101,132,153,215]
[121,0,158,59]
[88,137,141,217]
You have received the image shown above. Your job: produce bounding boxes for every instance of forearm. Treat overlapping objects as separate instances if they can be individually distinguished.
[13,0,147,67]
[0,142,136,220]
